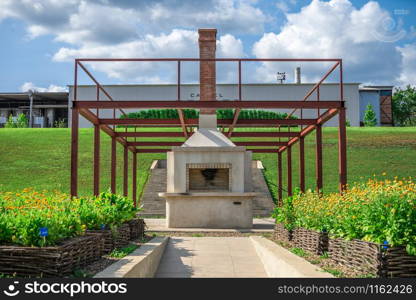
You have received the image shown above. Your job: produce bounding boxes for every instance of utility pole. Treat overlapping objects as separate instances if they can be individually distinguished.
[28,89,34,128]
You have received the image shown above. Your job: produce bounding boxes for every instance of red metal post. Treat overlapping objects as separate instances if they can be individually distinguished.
[287,146,292,197]
[278,152,283,205]
[338,107,347,191]
[123,146,128,197]
[93,124,100,196]
[70,108,79,197]
[111,136,116,194]
[316,124,323,192]
[132,151,137,207]
[177,60,181,100]
[238,60,242,101]
[299,136,305,193]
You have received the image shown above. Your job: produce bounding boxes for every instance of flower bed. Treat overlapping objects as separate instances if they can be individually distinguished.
[273,177,416,277]
[0,189,142,276]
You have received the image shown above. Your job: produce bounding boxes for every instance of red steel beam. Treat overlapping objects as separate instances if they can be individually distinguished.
[227,108,241,137]
[77,58,342,62]
[123,146,128,197]
[287,146,292,197]
[127,141,288,147]
[231,132,301,138]
[70,108,79,197]
[101,118,316,126]
[78,108,138,153]
[115,131,186,137]
[79,108,99,125]
[316,124,323,192]
[279,108,339,152]
[93,124,100,196]
[234,141,288,146]
[177,109,188,138]
[338,107,347,191]
[299,136,305,193]
[73,100,343,109]
[111,136,116,194]
[128,142,183,146]
[278,152,283,206]
[134,148,281,153]
[132,151,137,207]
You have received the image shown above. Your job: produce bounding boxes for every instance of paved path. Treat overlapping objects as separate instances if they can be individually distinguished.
[144,218,275,233]
[155,237,268,278]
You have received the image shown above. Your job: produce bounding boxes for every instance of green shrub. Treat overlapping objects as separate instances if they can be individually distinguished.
[274,177,416,255]
[4,114,28,128]
[120,109,297,120]
[363,104,377,126]
[0,188,139,247]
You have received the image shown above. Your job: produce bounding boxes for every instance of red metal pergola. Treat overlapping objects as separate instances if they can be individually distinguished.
[70,58,347,206]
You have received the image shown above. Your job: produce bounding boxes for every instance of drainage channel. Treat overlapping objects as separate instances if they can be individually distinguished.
[155,237,268,278]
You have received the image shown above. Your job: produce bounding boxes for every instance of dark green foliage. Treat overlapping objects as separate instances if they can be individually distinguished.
[363,104,377,127]
[120,109,296,120]
[392,85,416,126]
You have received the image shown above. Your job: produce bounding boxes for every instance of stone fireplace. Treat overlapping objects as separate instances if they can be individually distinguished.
[158,29,256,228]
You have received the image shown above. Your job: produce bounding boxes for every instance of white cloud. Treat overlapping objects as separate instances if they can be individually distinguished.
[53,30,246,83]
[0,0,258,83]
[252,0,407,85]
[276,1,290,13]
[20,82,67,92]
[396,43,416,86]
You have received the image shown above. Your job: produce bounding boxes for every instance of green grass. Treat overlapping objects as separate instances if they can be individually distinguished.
[108,244,139,258]
[290,247,307,257]
[0,127,415,202]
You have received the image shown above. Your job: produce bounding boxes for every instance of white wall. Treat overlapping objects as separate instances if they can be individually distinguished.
[68,83,360,128]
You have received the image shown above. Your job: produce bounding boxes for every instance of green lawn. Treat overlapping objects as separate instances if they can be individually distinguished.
[0,127,415,202]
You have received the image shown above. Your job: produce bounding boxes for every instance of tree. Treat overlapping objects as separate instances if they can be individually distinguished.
[15,113,28,128]
[4,115,16,128]
[4,113,28,128]
[392,85,416,126]
[363,104,377,126]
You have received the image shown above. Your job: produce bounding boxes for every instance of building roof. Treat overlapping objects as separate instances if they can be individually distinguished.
[0,92,68,102]
[359,85,394,91]
[67,82,361,88]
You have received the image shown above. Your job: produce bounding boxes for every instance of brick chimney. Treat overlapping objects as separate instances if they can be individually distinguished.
[198,28,217,128]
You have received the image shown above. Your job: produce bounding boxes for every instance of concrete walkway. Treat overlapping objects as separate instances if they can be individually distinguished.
[155,237,268,278]
[145,218,275,233]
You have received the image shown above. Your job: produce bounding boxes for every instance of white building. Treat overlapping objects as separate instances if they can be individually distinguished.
[68,83,361,128]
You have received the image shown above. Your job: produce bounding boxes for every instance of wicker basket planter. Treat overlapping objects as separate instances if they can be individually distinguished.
[328,237,416,277]
[292,227,328,255]
[86,222,131,254]
[274,223,292,243]
[127,218,145,240]
[0,234,102,277]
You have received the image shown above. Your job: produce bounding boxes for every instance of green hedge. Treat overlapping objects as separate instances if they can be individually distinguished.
[120,109,297,120]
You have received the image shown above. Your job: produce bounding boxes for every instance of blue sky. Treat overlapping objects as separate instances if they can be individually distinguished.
[0,0,415,92]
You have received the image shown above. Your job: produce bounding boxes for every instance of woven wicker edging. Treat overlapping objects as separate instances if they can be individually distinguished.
[87,218,146,254]
[293,227,328,255]
[274,224,416,277]
[0,218,146,277]
[273,223,292,243]
[0,234,102,277]
[328,237,416,278]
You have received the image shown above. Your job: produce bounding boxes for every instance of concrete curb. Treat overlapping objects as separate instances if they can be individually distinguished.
[250,236,333,278]
[94,236,169,278]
